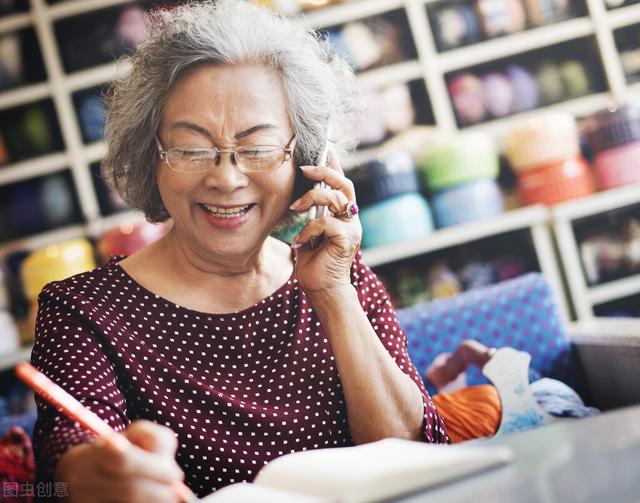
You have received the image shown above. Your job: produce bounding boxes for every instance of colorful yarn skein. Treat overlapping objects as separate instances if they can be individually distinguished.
[506,112,595,205]
[420,133,503,228]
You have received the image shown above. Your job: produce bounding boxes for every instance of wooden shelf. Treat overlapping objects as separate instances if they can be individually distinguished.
[0,345,33,373]
[304,0,404,29]
[0,152,68,186]
[1,0,636,325]
[0,224,86,258]
[66,60,131,92]
[553,183,640,221]
[0,82,51,111]
[464,92,613,145]
[342,145,379,170]
[0,11,32,34]
[0,208,143,259]
[85,209,146,237]
[83,141,107,163]
[607,2,640,29]
[47,0,134,21]
[356,60,422,90]
[589,274,640,305]
[438,17,595,73]
[362,205,549,268]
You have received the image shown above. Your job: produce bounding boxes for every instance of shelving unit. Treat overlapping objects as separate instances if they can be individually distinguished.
[0,82,50,109]
[0,209,142,259]
[363,205,548,267]
[0,344,33,372]
[354,60,423,90]
[65,60,131,92]
[553,183,640,320]
[0,0,639,332]
[302,0,405,27]
[47,0,135,19]
[589,275,640,305]
[607,2,640,28]
[466,92,614,144]
[437,17,595,73]
[0,11,31,33]
[362,204,570,321]
[0,0,638,250]
[0,152,68,185]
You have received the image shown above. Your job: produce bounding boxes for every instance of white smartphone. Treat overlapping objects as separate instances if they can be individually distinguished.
[308,140,331,250]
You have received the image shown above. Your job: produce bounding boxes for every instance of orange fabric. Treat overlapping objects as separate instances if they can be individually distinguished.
[433,385,502,443]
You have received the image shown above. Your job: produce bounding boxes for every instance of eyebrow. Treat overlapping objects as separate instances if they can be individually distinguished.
[235,124,278,139]
[169,122,278,140]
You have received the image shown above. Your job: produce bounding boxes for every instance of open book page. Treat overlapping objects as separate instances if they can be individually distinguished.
[201,482,328,502]
[202,438,513,502]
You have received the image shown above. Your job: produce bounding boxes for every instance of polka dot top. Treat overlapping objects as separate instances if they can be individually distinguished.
[31,250,448,498]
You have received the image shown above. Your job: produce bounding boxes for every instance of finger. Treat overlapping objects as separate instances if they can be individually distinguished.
[124,420,178,457]
[294,216,360,255]
[289,187,349,213]
[327,150,344,175]
[96,438,183,483]
[299,165,355,200]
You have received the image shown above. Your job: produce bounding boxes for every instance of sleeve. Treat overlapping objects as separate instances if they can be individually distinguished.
[350,252,449,444]
[30,282,131,486]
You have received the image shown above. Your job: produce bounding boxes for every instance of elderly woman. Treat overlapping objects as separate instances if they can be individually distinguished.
[31,1,448,501]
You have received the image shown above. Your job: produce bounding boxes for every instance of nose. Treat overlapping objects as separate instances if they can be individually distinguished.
[202,151,249,193]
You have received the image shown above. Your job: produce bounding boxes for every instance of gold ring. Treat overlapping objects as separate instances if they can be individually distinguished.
[333,201,360,220]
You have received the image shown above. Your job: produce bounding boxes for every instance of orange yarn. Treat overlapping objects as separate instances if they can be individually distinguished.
[433,385,502,443]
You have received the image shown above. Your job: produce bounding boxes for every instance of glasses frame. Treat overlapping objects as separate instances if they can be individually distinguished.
[155,134,295,174]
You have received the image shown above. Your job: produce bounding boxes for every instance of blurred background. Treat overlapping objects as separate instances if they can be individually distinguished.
[1,0,640,429]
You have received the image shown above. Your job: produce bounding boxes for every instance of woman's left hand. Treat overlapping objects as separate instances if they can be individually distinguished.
[289,152,362,295]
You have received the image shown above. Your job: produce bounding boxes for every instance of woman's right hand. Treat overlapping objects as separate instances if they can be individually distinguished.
[55,420,186,502]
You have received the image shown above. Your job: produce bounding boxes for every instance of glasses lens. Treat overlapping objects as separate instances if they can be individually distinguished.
[237,147,284,171]
[168,148,217,173]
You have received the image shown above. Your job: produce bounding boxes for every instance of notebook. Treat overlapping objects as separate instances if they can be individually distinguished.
[201,437,514,502]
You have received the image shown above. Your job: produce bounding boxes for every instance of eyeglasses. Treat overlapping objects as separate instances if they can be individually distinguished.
[155,135,295,174]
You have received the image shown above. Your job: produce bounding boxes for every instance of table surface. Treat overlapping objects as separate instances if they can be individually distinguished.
[399,405,640,503]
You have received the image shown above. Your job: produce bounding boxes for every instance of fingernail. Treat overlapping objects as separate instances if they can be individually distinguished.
[289,199,302,210]
[291,242,302,249]
[300,165,316,171]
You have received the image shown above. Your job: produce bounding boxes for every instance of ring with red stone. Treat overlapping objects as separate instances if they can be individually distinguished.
[333,201,359,220]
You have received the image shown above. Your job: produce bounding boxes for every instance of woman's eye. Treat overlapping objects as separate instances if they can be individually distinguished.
[180,149,213,160]
[242,148,277,159]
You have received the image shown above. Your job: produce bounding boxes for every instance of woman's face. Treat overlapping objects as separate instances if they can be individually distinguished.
[157,63,296,260]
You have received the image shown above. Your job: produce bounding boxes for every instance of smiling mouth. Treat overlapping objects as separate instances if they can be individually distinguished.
[199,203,254,218]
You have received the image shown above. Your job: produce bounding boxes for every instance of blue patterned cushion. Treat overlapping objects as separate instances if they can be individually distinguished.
[396,273,583,395]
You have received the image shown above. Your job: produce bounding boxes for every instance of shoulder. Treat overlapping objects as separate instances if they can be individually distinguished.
[38,256,126,307]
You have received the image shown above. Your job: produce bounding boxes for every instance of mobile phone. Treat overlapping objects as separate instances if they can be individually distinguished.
[308,140,331,250]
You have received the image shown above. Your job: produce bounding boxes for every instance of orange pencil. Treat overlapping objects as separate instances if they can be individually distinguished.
[15,361,198,503]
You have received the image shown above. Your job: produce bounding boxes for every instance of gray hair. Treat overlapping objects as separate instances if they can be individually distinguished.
[102,0,358,223]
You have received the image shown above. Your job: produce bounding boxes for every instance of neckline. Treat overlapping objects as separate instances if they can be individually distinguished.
[107,246,298,318]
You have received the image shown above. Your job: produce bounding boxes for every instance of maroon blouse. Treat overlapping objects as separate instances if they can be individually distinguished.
[31,250,448,498]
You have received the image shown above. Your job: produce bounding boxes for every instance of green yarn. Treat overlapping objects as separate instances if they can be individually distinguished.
[419,133,499,191]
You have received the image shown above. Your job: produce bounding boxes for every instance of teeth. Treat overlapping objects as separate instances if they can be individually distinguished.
[201,204,251,218]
